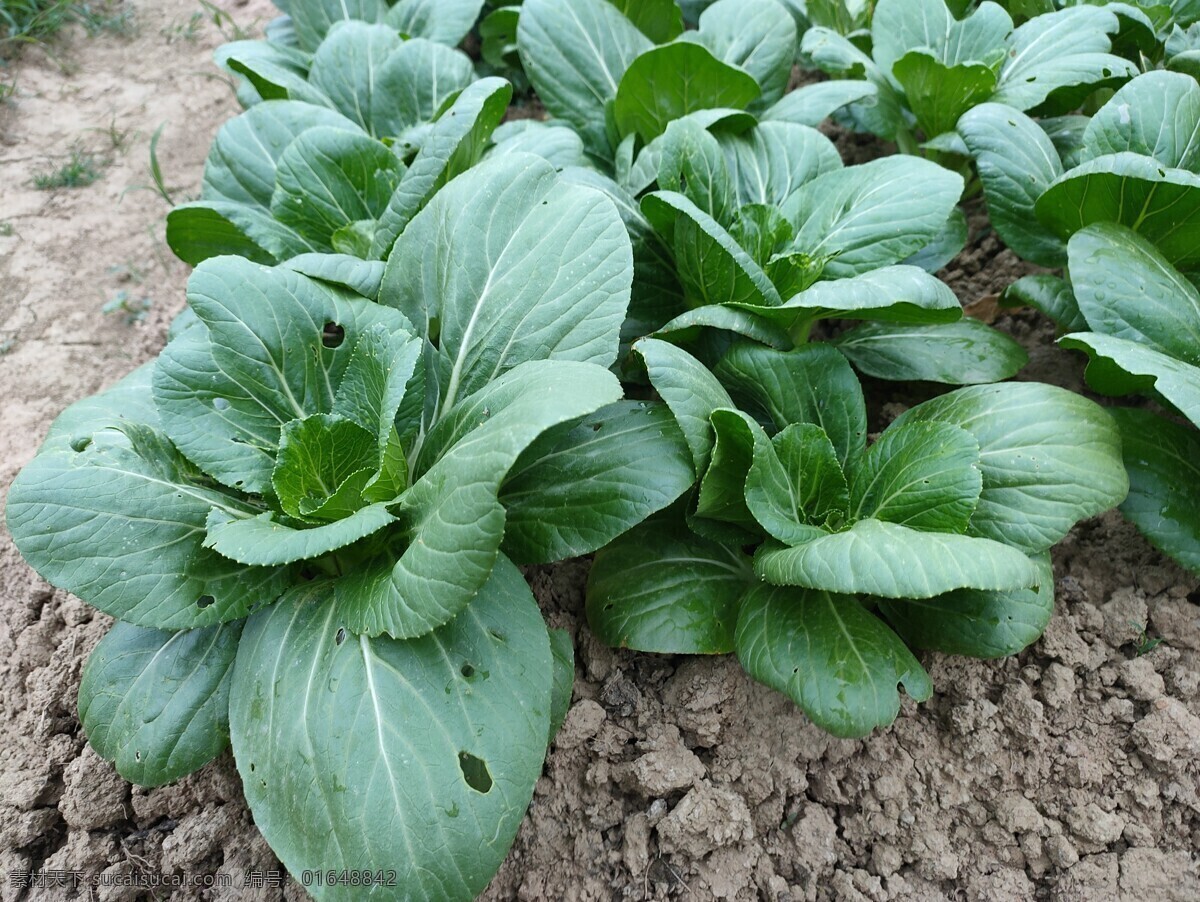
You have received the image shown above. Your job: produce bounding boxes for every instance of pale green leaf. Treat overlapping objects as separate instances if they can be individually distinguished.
[955,102,1078,265]
[892,382,1129,552]
[993,6,1136,112]
[369,78,512,260]
[718,121,842,208]
[1068,223,1200,366]
[696,0,797,107]
[755,519,1039,597]
[387,0,486,46]
[335,361,621,638]
[230,559,552,901]
[878,551,1054,658]
[383,154,631,419]
[517,0,652,159]
[6,424,292,629]
[850,421,981,532]
[635,337,736,473]
[784,157,965,279]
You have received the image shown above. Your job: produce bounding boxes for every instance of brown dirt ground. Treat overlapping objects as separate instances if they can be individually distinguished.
[1,3,1199,900]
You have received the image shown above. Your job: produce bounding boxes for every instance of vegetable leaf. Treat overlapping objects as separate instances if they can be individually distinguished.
[735,584,933,738]
[80,620,242,787]
[230,558,552,902]
[587,515,753,654]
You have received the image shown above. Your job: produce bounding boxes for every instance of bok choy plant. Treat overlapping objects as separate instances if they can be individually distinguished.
[961,71,1200,271]
[7,155,694,898]
[167,76,510,266]
[803,0,1137,152]
[588,338,1128,736]
[516,0,869,165]
[632,116,1027,384]
[1057,224,1200,574]
[263,0,489,53]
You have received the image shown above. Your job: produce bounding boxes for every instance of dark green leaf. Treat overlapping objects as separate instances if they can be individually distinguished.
[1036,153,1200,270]
[1059,334,1200,425]
[79,621,242,787]
[833,318,1028,385]
[695,408,765,533]
[587,516,753,654]
[642,190,782,310]
[1000,274,1085,332]
[735,584,932,738]
[893,51,996,140]
[154,259,412,494]
[335,361,621,639]
[548,628,575,741]
[500,401,695,564]
[608,0,684,43]
[746,424,848,544]
[879,551,1054,658]
[270,127,404,248]
[613,42,760,143]
[657,118,735,226]
[715,342,867,465]
[1110,407,1200,573]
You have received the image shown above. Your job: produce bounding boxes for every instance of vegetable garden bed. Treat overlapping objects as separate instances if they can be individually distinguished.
[0,0,1198,899]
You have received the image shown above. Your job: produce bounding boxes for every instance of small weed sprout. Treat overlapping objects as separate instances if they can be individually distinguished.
[32,146,104,189]
[197,0,255,42]
[1129,621,1164,657]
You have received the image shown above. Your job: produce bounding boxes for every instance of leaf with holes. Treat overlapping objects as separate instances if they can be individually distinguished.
[230,558,553,902]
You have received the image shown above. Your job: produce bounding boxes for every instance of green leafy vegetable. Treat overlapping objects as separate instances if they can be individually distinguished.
[589,341,1127,736]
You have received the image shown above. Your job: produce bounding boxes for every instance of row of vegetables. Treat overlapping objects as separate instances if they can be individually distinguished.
[7,0,1200,897]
